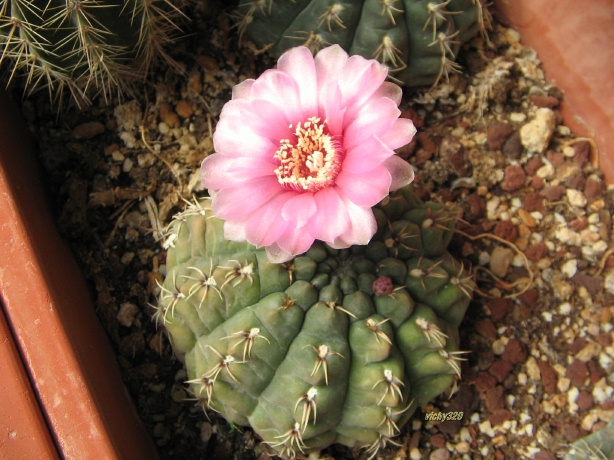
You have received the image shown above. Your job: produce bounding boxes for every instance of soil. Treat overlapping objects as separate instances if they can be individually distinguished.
[15,2,614,460]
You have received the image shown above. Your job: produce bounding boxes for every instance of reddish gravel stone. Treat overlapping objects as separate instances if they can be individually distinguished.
[574,273,604,297]
[484,385,505,412]
[502,131,522,159]
[474,371,497,393]
[417,131,436,155]
[502,339,527,364]
[572,140,590,166]
[537,359,558,393]
[534,451,557,460]
[584,177,604,202]
[531,175,545,189]
[493,220,519,243]
[522,192,545,213]
[475,319,497,340]
[478,350,496,370]
[525,242,548,262]
[530,95,560,108]
[430,433,446,448]
[540,185,566,201]
[566,359,589,388]
[562,424,585,443]
[564,169,587,190]
[489,409,513,427]
[570,338,588,354]
[569,217,588,230]
[577,391,594,411]
[519,288,538,307]
[587,360,606,384]
[494,451,505,460]
[500,165,526,192]
[487,121,514,150]
[546,150,565,167]
[489,359,514,383]
[524,156,544,175]
[466,193,486,219]
[488,298,514,322]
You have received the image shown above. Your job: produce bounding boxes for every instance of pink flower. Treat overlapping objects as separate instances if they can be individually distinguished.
[201,45,416,263]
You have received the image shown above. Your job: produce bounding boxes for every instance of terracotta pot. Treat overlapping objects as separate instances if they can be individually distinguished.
[493,0,614,183]
[0,90,159,460]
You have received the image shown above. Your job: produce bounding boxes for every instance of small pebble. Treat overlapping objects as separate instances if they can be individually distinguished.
[489,246,515,278]
[560,260,577,278]
[72,121,105,139]
[520,108,555,154]
[116,302,139,328]
[566,189,587,207]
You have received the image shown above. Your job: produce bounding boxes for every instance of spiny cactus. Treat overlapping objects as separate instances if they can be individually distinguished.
[235,0,490,88]
[156,186,475,458]
[0,0,188,106]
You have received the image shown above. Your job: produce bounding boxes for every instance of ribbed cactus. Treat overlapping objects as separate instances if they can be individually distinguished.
[0,0,187,106]
[156,186,474,458]
[235,0,489,87]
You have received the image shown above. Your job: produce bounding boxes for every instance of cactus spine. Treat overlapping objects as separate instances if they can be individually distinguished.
[235,0,489,88]
[156,186,475,458]
[0,0,187,106]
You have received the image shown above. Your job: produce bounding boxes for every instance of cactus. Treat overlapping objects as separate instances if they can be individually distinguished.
[156,186,475,458]
[235,0,490,87]
[0,0,188,106]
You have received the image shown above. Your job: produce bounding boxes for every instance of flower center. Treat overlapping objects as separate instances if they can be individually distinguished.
[274,117,343,192]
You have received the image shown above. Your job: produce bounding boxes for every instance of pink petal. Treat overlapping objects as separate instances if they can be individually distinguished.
[250,69,304,124]
[343,96,400,148]
[338,56,388,109]
[311,188,350,243]
[281,192,317,228]
[232,79,255,100]
[219,99,291,142]
[334,198,377,246]
[318,79,345,135]
[383,155,415,191]
[372,81,403,105]
[341,137,395,174]
[201,154,231,190]
[211,176,283,219]
[314,45,349,90]
[244,193,292,247]
[335,166,392,208]
[213,116,276,158]
[275,224,317,258]
[377,118,416,150]
[277,47,318,117]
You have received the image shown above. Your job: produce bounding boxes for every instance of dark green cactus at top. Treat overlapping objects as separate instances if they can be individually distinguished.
[235,0,489,87]
[0,0,187,106]
[156,186,475,458]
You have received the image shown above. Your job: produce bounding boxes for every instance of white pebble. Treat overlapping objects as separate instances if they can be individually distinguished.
[510,112,527,123]
[560,260,577,279]
[558,302,573,315]
[555,227,582,246]
[566,189,587,208]
[542,312,553,322]
[158,121,170,135]
[122,158,133,173]
[520,108,555,154]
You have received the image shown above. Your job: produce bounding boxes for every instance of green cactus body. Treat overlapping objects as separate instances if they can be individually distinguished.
[157,186,475,458]
[0,0,186,105]
[236,0,488,87]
